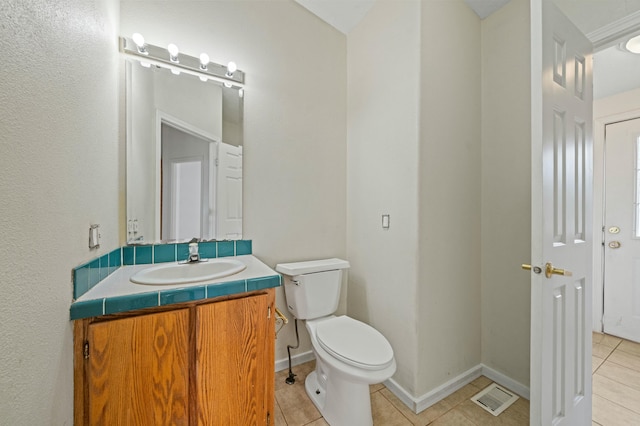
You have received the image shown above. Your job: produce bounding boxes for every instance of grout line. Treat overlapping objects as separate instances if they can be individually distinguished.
[592,388,640,417]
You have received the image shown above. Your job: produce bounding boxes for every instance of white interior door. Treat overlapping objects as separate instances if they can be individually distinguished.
[529,1,593,424]
[170,160,202,240]
[603,117,640,343]
[216,142,243,240]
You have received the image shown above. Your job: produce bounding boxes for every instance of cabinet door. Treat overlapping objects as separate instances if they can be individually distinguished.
[196,293,274,425]
[87,309,190,425]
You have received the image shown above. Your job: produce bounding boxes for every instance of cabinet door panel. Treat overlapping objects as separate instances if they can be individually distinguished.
[196,294,273,425]
[88,309,190,426]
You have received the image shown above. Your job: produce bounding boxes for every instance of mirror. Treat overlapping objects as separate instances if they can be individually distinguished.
[125,59,244,244]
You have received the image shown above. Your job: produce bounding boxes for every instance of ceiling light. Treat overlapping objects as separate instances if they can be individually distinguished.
[626,35,640,54]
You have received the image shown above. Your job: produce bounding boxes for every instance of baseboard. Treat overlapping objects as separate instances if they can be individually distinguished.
[481,364,530,400]
[383,364,530,414]
[384,365,483,413]
[275,350,315,372]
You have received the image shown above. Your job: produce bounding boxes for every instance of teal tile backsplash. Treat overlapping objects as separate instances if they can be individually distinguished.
[73,241,253,301]
[154,244,176,263]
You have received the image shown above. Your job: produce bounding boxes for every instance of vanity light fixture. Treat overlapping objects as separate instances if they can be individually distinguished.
[132,33,147,55]
[199,53,210,70]
[626,34,640,54]
[121,36,245,87]
[168,43,180,63]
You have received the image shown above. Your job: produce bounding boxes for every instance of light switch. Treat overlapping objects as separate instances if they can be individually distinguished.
[382,214,390,229]
[89,224,100,249]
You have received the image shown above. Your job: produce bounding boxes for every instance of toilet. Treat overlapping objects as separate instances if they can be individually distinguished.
[275,259,396,426]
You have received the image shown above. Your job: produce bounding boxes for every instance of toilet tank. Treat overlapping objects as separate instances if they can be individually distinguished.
[275,259,350,320]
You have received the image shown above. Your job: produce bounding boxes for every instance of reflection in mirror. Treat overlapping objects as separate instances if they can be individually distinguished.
[125,59,243,243]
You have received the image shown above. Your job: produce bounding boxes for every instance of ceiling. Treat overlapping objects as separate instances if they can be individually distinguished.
[294,0,640,99]
[293,0,509,33]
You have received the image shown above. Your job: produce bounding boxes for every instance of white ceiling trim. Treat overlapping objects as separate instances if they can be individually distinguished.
[588,10,640,51]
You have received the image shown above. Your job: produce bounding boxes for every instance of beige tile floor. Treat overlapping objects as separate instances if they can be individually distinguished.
[274,333,640,425]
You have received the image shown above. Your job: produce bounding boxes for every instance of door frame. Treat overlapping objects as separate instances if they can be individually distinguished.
[155,110,219,240]
[592,91,640,331]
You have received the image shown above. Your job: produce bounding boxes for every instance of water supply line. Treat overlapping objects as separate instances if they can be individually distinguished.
[285,318,300,385]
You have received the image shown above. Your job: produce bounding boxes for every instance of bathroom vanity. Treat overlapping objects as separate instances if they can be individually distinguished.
[73,288,275,425]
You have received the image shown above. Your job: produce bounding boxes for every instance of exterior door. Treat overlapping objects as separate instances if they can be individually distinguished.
[529,1,593,424]
[603,117,640,343]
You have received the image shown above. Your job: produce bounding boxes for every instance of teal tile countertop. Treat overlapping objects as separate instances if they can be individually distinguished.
[70,255,280,320]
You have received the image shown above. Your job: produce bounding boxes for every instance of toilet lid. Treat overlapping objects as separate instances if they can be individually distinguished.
[316,316,394,370]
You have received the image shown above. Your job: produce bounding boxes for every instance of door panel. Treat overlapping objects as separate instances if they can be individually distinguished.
[530,1,593,424]
[88,310,190,425]
[196,294,273,425]
[603,117,640,342]
[216,142,243,240]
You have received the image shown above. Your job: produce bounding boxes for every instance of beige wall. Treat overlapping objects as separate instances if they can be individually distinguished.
[480,0,532,387]
[0,0,121,423]
[348,0,483,399]
[347,0,421,395]
[418,0,482,396]
[120,0,348,363]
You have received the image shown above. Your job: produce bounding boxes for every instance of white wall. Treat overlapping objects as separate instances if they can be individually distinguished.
[121,0,347,363]
[0,0,121,423]
[480,0,532,388]
[418,0,482,396]
[347,0,421,395]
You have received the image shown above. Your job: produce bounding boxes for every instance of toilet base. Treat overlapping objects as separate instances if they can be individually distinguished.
[305,370,373,426]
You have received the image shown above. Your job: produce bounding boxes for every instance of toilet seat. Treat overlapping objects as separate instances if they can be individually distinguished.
[315,316,394,370]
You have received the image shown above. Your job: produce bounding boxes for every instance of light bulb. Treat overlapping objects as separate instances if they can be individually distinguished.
[626,35,640,54]
[199,53,210,70]
[132,33,147,54]
[168,43,179,62]
[171,69,181,76]
[199,76,208,82]
[132,33,145,47]
[226,61,237,77]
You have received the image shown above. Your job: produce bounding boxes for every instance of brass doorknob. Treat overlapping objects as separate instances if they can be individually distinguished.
[544,262,572,279]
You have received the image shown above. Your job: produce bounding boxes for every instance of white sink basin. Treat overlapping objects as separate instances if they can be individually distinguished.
[130,259,247,285]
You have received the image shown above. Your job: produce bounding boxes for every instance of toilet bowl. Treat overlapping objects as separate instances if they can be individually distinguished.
[305,315,396,425]
[275,259,396,426]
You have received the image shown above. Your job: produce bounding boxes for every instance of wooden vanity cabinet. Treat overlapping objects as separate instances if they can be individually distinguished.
[74,289,275,426]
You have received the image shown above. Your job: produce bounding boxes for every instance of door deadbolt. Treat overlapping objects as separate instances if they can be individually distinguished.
[608,226,620,234]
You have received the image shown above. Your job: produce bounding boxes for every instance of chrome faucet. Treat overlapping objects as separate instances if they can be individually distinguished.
[188,242,200,263]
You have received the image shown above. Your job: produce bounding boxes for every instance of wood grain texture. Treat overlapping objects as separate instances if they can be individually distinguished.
[196,290,275,425]
[87,309,190,425]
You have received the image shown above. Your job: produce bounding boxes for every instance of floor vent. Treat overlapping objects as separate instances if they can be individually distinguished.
[470,383,519,416]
